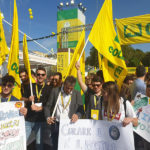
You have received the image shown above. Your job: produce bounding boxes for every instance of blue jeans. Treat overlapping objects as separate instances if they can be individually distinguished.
[25,121,45,150]
[51,122,59,150]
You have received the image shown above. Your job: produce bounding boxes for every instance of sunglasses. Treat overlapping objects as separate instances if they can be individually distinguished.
[52,78,58,81]
[92,84,101,87]
[2,83,13,88]
[37,74,45,77]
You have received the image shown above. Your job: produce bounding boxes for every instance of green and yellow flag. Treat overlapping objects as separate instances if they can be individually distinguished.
[88,0,127,87]
[102,57,127,88]
[0,12,9,66]
[7,0,21,99]
[23,34,35,83]
[64,30,85,104]
[64,30,85,82]
[116,14,150,45]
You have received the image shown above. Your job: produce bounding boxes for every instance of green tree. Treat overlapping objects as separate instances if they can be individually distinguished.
[121,45,145,67]
[85,47,99,67]
[86,45,146,68]
[142,52,150,66]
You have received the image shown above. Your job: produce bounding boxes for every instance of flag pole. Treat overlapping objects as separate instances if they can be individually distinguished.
[29,78,34,104]
[78,37,89,61]
[52,92,61,118]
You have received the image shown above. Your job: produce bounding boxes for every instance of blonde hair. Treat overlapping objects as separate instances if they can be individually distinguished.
[102,81,120,114]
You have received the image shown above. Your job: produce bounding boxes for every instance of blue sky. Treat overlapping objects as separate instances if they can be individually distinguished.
[1,0,150,57]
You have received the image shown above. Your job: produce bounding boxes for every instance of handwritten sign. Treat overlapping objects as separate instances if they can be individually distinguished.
[133,93,150,143]
[0,116,26,150]
[58,119,135,150]
[0,101,24,121]
[0,102,26,150]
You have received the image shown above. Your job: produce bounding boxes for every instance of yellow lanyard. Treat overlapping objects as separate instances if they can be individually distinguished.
[0,95,11,103]
[107,111,116,121]
[36,83,45,102]
[61,93,72,110]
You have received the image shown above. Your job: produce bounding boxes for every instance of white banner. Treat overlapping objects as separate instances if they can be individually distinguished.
[0,101,24,121]
[58,119,135,150]
[0,102,26,150]
[133,93,150,143]
[0,116,26,150]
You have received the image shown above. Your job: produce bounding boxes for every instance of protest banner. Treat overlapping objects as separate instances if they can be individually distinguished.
[133,93,150,143]
[58,119,135,150]
[0,101,24,121]
[0,116,26,150]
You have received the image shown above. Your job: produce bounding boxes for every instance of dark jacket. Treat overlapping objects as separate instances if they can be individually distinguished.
[44,87,84,119]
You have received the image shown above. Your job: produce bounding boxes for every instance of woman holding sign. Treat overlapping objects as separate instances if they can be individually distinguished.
[101,81,138,127]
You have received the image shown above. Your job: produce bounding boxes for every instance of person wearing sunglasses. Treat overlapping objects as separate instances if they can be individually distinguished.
[0,74,27,116]
[51,72,62,88]
[75,61,103,115]
[25,66,52,150]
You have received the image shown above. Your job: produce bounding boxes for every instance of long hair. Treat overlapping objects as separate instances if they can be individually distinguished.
[102,81,120,114]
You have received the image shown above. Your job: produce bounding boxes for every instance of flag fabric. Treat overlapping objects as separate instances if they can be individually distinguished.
[64,30,85,80]
[7,0,21,99]
[23,34,35,83]
[64,30,85,104]
[0,12,9,66]
[116,14,150,45]
[88,0,127,87]
[102,57,127,88]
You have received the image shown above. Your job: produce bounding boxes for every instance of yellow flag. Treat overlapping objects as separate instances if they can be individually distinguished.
[89,0,127,87]
[64,30,85,81]
[89,0,126,69]
[0,12,9,65]
[23,34,35,83]
[7,0,21,99]
[116,14,150,45]
[102,57,127,89]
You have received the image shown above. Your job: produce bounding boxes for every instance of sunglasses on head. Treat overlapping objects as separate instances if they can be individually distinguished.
[37,74,45,77]
[2,83,13,88]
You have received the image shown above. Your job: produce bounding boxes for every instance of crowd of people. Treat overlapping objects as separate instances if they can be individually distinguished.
[0,63,150,150]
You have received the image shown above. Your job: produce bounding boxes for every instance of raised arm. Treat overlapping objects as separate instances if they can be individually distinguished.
[75,61,87,92]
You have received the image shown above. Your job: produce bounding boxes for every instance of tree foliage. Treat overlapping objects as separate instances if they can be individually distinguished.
[86,45,149,67]
[85,47,99,67]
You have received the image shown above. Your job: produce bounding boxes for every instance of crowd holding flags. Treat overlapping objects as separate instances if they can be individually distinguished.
[0,0,128,98]
[0,0,150,149]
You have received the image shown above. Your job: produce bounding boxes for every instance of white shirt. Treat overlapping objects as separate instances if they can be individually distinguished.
[102,97,136,122]
[55,86,72,122]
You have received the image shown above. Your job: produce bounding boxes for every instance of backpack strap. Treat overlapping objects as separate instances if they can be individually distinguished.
[123,98,127,117]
